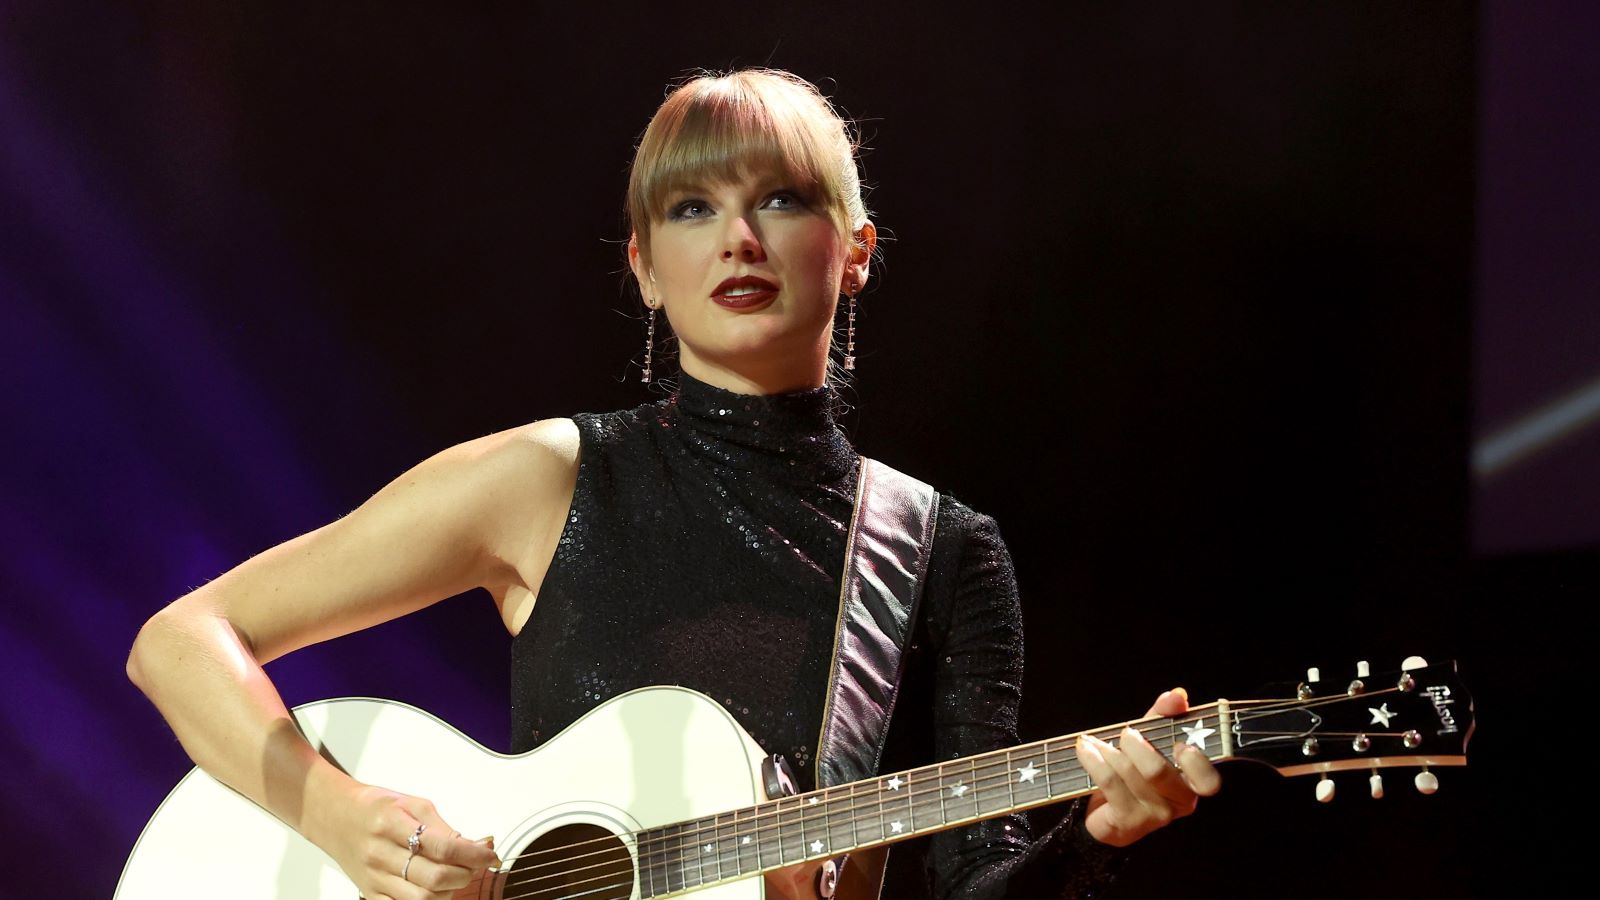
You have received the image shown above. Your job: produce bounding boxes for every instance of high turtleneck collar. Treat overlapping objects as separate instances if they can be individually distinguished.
[668,372,857,483]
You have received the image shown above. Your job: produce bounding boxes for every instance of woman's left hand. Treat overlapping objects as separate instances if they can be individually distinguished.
[1076,687,1223,847]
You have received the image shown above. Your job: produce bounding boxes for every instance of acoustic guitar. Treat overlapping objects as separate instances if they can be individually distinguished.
[116,657,1471,899]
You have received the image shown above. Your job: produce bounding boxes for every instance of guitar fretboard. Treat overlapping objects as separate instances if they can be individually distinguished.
[632,705,1232,896]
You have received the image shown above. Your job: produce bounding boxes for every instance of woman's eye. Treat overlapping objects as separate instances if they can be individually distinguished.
[669,200,711,220]
[764,192,803,210]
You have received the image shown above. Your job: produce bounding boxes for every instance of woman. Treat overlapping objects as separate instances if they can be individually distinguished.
[128,68,1219,900]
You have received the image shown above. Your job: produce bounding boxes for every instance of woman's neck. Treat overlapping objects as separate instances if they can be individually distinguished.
[678,350,828,396]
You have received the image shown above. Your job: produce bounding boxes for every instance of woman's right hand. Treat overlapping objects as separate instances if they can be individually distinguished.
[317,783,502,900]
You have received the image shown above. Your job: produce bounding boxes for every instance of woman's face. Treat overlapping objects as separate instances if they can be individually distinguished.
[630,168,871,394]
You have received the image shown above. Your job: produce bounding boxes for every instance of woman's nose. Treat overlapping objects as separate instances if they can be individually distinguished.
[721,216,766,262]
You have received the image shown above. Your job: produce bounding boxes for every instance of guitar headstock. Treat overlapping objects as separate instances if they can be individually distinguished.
[1223,657,1472,801]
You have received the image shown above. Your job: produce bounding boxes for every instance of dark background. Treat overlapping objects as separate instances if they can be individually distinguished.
[2,2,1595,897]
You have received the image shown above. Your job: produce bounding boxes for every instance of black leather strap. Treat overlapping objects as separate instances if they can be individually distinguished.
[816,457,940,788]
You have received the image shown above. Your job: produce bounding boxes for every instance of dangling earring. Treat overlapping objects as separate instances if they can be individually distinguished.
[641,302,657,383]
[844,282,859,371]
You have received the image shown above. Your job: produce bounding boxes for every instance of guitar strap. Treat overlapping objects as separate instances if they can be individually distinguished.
[815,456,940,789]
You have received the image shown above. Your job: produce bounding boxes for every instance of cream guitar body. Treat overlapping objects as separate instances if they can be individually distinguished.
[117,686,883,899]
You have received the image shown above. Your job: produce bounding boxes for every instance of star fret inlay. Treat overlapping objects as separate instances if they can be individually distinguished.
[1017,762,1040,783]
[950,782,969,798]
[890,820,905,834]
[1181,718,1217,750]
[885,776,904,791]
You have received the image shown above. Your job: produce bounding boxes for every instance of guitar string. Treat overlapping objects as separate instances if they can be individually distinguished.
[487,719,1229,900]
[483,747,1107,899]
[487,691,1336,880]
[490,686,1432,893]
[484,720,1147,885]
[478,686,1443,898]
[485,688,1426,891]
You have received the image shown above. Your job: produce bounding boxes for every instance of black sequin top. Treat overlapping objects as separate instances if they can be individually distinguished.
[510,373,1119,899]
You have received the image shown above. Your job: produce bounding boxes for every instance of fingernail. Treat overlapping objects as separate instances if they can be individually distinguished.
[1172,687,1189,702]
[1125,725,1149,745]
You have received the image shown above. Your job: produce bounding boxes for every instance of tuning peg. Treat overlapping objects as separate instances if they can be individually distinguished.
[1316,774,1335,803]
[1357,660,1371,678]
[1415,768,1439,795]
[1369,771,1385,799]
[1401,656,1429,671]
[1299,668,1320,700]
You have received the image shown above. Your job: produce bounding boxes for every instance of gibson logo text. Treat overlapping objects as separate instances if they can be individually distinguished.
[1425,685,1458,735]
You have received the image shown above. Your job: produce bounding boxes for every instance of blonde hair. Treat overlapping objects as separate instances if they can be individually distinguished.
[626,69,869,267]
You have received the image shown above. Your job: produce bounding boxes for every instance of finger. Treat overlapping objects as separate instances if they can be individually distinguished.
[365,837,462,895]
[427,830,501,871]
[403,804,501,870]
[1176,744,1223,797]
[1099,728,1192,818]
[373,869,452,900]
[407,824,498,891]
[401,853,476,893]
[374,820,474,894]
[415,814,500,871]
[1076,733,1138,813]
[1142,687,1190,720]
[1120,726,1199,811]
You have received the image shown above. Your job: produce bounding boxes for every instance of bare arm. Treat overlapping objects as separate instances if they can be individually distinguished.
[126,418,578,898]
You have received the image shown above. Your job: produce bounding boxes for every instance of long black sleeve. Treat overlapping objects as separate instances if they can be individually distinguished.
[889,499,1123,899]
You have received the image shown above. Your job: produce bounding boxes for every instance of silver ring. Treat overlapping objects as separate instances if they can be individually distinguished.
[403,823,426,881]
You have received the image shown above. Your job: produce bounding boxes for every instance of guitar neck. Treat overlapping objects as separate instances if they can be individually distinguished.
[633,703,1233,896]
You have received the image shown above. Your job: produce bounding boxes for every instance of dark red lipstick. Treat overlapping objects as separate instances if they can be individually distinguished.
[711,275,780,309]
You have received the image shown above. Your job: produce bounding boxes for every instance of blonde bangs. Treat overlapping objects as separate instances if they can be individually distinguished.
[628,70,864,260]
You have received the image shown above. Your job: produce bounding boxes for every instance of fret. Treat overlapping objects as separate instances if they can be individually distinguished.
[825,786,854,852]
[714,810,738,881]
[663,821,687,894]
[776,795,808,864]
[1044,739,1070,798]
[756,800,778,870]
[872,772,889,843]
[910,766,941,831]
[689,815,709,889]
[1004,749,1017,810]
[734,805,759,876]
[938,757,980,824]
[772,797,786,866]
[974,753,1009,817]
[796,788,831,859]
[832,778,857,845]
[636,828,659,898]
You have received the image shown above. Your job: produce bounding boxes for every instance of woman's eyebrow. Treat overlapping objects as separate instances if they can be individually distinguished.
[671,181,710,195]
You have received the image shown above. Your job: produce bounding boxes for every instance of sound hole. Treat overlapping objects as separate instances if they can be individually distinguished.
[502,823,633,900]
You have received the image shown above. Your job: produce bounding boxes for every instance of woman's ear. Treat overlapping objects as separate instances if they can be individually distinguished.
[627,233,655,305]
[843,220,876,293]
